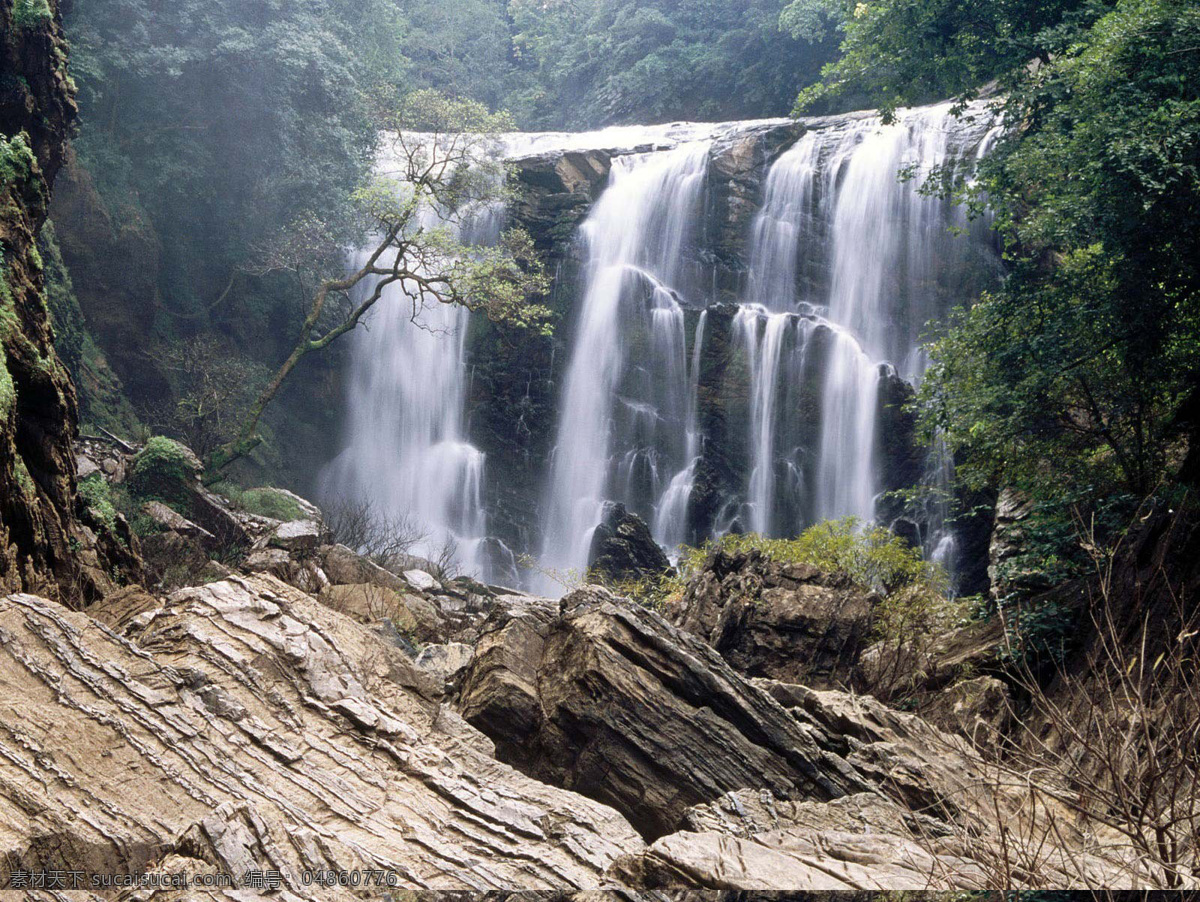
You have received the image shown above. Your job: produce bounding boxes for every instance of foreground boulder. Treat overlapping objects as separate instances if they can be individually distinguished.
[0,576,643,891]
[457,586,874,839]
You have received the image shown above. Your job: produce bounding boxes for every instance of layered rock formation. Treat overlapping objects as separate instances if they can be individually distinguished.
[0,461,1165,891]
[673,548,874,689]
[0,576,643,891]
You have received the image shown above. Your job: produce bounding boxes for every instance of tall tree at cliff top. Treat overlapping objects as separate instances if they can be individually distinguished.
[801,0,1200,537]
[66,0,407,317]
[508,0,843,128]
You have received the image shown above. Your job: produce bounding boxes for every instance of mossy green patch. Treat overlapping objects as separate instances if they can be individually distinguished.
[78,473,118,532]
[12,0,53,30]
[0,360,14,420]
[211,481,306,522]
[128,436,200,503]
[14,457,35,502]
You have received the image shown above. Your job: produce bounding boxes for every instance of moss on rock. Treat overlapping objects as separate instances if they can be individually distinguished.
[128,437,202,504]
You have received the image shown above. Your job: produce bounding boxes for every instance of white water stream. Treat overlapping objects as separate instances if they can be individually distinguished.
[323,102,998,588]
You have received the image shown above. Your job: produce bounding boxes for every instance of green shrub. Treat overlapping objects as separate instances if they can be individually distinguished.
[78,473,118,532]
[128,436,200,503]
[686,518,946,597]
[597,569,687,614]
[212,481,306,521]
[12,0,52,31]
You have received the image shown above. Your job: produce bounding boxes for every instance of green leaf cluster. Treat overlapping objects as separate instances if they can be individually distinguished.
[508,0,844,128]
[687,518,948,596]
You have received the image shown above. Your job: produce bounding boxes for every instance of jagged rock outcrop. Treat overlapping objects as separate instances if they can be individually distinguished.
[587,502,672,584]
[0,0,133,603]
[706,121,804,291]
[673,549,875,689]
[512,149,613,253]
[0,575,645,891]
[457,586,877,839]
[0,542,1154,891]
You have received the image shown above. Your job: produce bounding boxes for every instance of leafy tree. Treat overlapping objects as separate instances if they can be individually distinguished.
[402,0,519,113]
[792,0,1116,119]
[66,0,408,314]
[918,0,1200,505]
[211,93,552,471]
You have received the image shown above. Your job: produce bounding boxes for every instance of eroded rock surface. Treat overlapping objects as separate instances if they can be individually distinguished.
[457,586,874,839]
[587,502,673,584]
[673,549,874,688]
[0,575,644,892]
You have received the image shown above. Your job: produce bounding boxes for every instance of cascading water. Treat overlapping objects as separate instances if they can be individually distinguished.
[740,101,999,556]
[538,142,711,580]
[653,310,708,554]
[320,200,501,579]
[323,103,998,593]
[537,101,998,584]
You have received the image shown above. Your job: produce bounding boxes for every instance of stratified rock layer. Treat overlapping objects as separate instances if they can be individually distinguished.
[0,575,644,892]
[458,586,877,839]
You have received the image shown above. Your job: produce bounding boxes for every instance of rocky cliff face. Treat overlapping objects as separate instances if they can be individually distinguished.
[0,0,105,600]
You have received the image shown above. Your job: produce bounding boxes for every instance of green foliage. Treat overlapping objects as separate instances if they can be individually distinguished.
[66,0,406,319]
[694,518,947,596]
[597,569,688,613]
[916,0,1200,510]
[78,474,118,533]
[794,0,1113,119]
[128,437,200,503]
[1000,596,1078,670]
[508,0,843,128]
[211,481,305,522]
[0,133,35,193]
[11,0,52,31]
[13,458,35,502]
[0,359,13,421]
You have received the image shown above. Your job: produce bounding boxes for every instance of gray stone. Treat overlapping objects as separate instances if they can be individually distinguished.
[404,569,442,593]
[269,519,322,552]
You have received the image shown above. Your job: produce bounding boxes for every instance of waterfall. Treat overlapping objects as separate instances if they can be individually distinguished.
[322,102,999,594]
[320,202,501,579]
[653,310,708,556]
[746,132,820,311]
[740,101,998,551]
[538,141,711,580]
